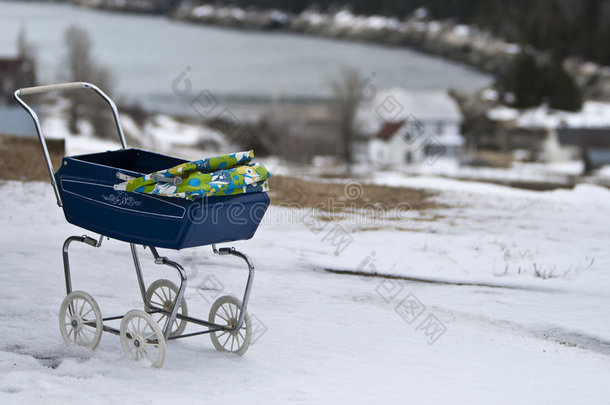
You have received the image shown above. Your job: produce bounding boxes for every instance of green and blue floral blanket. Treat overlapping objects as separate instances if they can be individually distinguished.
[115,150,270,200]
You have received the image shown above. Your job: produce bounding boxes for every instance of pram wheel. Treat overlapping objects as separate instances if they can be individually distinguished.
[59,291,103,350]
[145,279,188,337]
[120,310,166,368]
[209,295,252,356]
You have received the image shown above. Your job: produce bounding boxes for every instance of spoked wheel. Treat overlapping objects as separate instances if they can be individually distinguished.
[209,295,252,356]
[59,291,103,350]
[120,310,166,368]
[145,279,188,337]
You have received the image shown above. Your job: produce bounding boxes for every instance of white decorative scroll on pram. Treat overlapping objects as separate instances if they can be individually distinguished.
[115,150,270,200]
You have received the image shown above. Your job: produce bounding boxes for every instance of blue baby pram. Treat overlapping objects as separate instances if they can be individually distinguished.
[15,82,269,367]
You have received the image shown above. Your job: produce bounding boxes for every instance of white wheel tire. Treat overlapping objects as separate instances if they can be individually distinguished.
[145,279,188,337]
[209,295,252,356]
[120,310,166,368]
[59,291,103,350]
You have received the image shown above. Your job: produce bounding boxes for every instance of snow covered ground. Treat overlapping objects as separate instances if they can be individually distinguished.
[40,102,231,160]
[371,159,593,185]
[488,101,610,129]
[0,170,609,403]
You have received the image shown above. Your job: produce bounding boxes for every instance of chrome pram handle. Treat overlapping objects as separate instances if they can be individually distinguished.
[115,172,183,189]
[150,173,183,186]
[14,82,128,207]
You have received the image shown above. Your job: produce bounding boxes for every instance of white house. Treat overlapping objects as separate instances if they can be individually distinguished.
[357,88,465,169]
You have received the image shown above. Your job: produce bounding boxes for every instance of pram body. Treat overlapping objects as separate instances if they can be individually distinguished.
[56,148,269,249]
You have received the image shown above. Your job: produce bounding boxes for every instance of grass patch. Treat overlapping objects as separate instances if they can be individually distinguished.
[0,134,65,182]
[268,175,441,212]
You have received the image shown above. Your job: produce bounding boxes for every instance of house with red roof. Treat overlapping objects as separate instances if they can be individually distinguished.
[359,88,465,169]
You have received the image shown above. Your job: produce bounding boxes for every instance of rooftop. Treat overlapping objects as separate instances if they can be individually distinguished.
[357,88,462,134]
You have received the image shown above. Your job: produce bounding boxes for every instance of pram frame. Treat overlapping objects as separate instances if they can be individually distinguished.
[14,82,256,357]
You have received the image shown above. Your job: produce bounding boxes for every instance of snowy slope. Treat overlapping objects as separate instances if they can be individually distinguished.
[0,177,609,404]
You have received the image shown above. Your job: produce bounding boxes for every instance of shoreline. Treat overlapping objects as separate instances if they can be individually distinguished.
[68,0,610,101]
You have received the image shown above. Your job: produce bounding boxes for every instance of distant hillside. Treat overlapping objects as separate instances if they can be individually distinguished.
[205,0,610,66]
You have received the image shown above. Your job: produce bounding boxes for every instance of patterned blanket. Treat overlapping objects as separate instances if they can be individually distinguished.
[115,150,270,200]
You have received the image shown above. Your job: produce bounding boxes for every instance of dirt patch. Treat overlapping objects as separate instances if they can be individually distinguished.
[0,134,65,182]
[323,268,548,291]
[268,175,440,211]
[453,177,576,191]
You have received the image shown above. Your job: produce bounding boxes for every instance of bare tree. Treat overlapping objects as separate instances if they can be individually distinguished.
[13,26,37,96]
[330,68,362,175]
[17,26,35,61]
[62,25,115,136]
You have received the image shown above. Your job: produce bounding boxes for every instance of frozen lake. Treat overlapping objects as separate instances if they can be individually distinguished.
[0,1,491,113]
